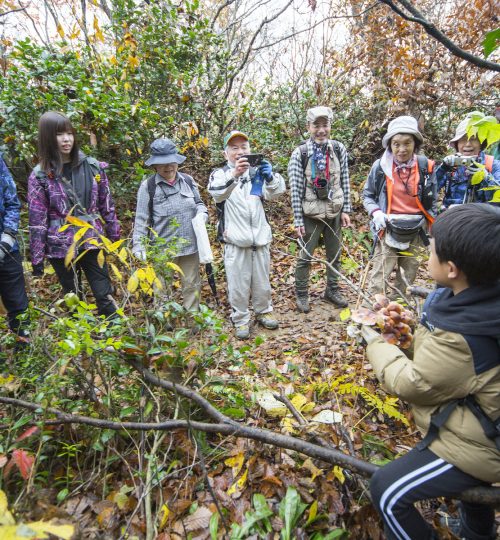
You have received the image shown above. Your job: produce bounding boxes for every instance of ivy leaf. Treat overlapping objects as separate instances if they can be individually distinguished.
[483,28,500,58]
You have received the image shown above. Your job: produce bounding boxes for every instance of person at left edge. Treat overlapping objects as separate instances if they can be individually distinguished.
[208,131,286,340]
[0,154,30,350]
[28,111,121,318]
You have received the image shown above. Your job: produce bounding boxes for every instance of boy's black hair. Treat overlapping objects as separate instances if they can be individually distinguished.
[432,204,500,286]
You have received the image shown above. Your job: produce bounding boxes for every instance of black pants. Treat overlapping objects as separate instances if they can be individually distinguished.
[370,447,495,540]
[50,250,116,317]
[0,250,29,334]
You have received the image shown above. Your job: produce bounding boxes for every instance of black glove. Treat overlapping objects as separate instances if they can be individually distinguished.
[32,262,44,277]
[0,242,11,265]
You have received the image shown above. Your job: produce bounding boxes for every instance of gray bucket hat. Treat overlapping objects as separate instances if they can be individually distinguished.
[145,138,186,166]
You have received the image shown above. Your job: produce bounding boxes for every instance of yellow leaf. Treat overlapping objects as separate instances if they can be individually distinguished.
[166,261,184,275]
[127,272,139,293]
[100,235,112,250]
[97,250,105,268]
[339,307,351,322]
[73,227,87,243]
[0,490,13,523]
[110,55,118,66]
[306,500,318,525]
[58,224,70,232]
[109,263,122,281]
[93,15,104,42]
[225,452,244,478]
[56,23,65,38]
[107,239,125,253]
[470,169,486,185]
[127,55,140,69]
[290,393,308,412]
[64,244,76,267]
[0,375,14,386]
[118,247,128,263]
[124,82,131,91]
[0,521,74,538]
[153,278,163,290]
[490,189,500,203]
[136,268,146,280]
[302,458,323,481]
[144,265,156,285]
[66,215,93,228]
[332,466,345,484]
[227,467,248,495]
[159,503,170,530]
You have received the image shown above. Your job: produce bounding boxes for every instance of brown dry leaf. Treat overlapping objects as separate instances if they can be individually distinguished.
[181,506,212,533]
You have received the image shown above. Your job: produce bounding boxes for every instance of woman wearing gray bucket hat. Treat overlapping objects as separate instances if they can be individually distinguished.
[362,116,437,298]
[436,113,500,209]
[132,138,208,311]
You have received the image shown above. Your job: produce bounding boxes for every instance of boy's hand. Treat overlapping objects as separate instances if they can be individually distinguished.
[361,325,379,345]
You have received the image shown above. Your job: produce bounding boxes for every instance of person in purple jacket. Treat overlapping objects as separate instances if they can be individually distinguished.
[28,112,121,317]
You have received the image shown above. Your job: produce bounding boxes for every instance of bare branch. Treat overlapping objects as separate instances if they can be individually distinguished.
[252,3,379,52]
[379,0,500,72]
[0,4,28,18]
[223,0,295,100]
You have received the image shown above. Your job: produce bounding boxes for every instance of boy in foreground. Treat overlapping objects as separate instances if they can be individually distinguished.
[361,204,500,539]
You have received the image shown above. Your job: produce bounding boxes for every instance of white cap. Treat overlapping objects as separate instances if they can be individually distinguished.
[307,106,333,123]
[382,116,423,149]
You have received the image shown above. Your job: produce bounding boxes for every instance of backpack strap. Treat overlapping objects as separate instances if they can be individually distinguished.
[147,174,156,229]
[484,154,494,173]
[417,395,500,452]
[415,155,435,225]
[299,143,308,172]
[214,164,231,243]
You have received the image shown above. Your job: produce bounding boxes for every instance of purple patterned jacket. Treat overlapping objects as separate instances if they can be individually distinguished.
[28,155,121,265]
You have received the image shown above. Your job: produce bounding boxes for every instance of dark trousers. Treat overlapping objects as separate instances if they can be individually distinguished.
[50,250,116,317]
[0,250,29,334]
[370,447,495,540]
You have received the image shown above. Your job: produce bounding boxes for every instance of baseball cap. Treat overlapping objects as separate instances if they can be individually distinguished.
[223,130,249,147]
[306,106,333,123]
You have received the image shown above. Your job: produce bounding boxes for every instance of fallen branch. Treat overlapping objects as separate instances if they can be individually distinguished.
[1,382,499,505]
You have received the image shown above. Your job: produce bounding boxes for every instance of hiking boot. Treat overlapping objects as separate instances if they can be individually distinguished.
[235,325,250,340]
[295,291,310,313]
[324,287,348,308]
[256,313,279,330]
[440,504,497,540]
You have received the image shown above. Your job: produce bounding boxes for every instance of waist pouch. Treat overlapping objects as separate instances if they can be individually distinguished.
[387,216,425,243]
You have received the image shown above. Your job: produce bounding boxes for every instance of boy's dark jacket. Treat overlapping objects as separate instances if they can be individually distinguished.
[367,283,500,483]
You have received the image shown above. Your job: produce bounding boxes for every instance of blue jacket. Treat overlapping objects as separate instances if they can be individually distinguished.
[436,152,500,208]
[0,155,21,252]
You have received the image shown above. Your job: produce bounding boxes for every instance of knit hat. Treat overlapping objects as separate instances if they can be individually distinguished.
[307,106,333,123]
[382,116,423,149]
[145,138,186,166]
[224,130,249,148]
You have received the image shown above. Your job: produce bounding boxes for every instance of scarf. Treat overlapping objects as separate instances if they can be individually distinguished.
[312,142,328,172]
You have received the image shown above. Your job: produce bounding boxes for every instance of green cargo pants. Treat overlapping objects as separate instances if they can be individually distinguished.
[295,214,342,292]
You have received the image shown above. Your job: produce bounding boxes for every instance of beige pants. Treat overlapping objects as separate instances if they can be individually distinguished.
[175,252,201,311]
[367,234,427,298]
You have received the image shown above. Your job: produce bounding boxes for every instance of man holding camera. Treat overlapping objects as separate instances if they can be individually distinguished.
[208,131,286,339]
[288,106,352,313]
[437,114,500,208]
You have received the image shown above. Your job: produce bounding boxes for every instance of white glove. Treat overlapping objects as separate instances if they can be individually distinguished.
[200,212,209,224]
[442,154,458,168]
[134,249,146,262]
[372,210,388,231]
